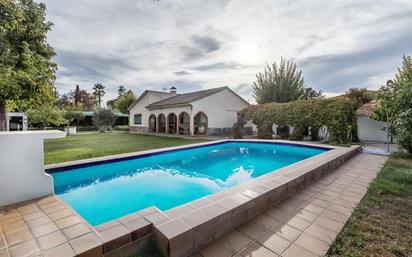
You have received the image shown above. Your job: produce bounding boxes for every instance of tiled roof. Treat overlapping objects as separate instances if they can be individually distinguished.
[146,86,228,108]
[357,100,378,116]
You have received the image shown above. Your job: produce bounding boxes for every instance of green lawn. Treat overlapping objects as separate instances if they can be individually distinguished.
[44,132,207,165]
[328,153,412,257]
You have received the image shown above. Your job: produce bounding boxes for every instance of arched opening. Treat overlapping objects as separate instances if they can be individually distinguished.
[167,113,177,134]
[178,112,190,135]
[158,114,166,133]
[194,112,208,135]
[149,115,156,132]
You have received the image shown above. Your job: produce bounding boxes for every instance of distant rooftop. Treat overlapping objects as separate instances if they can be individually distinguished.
[357,100,378,116]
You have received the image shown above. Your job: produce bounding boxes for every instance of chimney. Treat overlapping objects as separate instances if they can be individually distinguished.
[170,86,177,95]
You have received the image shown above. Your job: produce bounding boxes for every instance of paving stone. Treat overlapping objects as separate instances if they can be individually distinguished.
[257,231,291,255]
[239,242,279,257]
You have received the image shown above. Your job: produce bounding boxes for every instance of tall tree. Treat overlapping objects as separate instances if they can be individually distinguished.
[70,85,94,110]
[0,0,56,130]
[117,85,126,97]
[373,56,412,153]
[93,83,105,108]
[115,91,136,113]
[252,58,305,104]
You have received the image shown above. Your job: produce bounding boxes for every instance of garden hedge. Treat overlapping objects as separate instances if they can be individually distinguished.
[233,98,355,144]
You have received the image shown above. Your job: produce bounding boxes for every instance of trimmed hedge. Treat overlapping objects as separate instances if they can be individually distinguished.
[234,98,355,144]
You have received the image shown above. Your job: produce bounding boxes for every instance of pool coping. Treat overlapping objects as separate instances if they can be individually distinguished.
[39,139,360,257]
[44,139,332,172]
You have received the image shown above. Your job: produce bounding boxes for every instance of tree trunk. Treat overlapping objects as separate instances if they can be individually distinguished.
[0,101,7,131]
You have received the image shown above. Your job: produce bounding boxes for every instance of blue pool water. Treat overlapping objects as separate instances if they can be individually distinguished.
[51,142,327,225]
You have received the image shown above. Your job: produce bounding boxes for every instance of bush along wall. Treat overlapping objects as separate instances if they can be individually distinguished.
[233,98,355,144]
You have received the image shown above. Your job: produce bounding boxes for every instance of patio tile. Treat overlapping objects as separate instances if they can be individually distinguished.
[294,233,329,256]
[4,229,32,247]
[95,221,120,233]
[281,244,316,257]
[220,230,252,253]
[144,211,170,226]
[165,205,195,219]
[270,222,301,241]
[294,209,318,223]
[42,204,66,215]
[62,223,91,240]
[188,198,213,209]
[305,224,337,243]
[48,209,72,221]
[302,203,325,215]
[265,208,289,221]
[236,221,266,240]
[322,209,349,224]
[284,216,311,232]
[55,216,81,230]
[21,212,45,222]
[309,198,330,208]
[199,240,234,257]
[328,203,353,216]
[69,232,102,257]
[257,231,291,255]
[8,240,40,257]
[313,216,343,233]
[30,222,59,238]
[17,204,39,216]
[2,221,27,235]
[98,224,131,253]
[42,243,75,257]
[253,214,279,229]
[0,250,8,257]
[26,216,52,228]
[239,242,279,257]
[37,230,67,250]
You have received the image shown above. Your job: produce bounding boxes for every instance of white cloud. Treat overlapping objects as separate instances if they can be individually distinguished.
[40,0,412,103]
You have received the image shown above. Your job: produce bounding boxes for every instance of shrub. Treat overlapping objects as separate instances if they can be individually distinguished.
[92,108,117,131]
[234,98,354,144]
[27,105,65,128]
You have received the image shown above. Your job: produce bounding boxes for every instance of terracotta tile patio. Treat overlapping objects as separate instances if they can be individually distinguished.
[191,153,387,257]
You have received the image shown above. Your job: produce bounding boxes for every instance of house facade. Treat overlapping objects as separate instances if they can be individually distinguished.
[128,86,250,136]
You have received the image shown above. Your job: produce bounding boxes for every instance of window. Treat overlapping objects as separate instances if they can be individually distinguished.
[134,114,142,125]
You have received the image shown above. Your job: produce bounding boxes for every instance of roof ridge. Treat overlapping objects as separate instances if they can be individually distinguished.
[147,86,228,107]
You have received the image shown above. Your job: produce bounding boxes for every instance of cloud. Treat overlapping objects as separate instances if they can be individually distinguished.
[40,0,412,103]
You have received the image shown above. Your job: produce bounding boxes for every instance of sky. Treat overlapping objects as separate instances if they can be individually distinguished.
[41,0,412,104]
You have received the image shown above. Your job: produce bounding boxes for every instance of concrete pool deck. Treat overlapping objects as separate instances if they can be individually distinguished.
[0,141,387,257]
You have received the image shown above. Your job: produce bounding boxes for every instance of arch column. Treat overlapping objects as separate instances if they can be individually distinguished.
[190,115,194,136]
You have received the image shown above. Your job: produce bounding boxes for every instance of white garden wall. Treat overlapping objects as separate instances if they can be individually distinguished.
[0,130,66,207]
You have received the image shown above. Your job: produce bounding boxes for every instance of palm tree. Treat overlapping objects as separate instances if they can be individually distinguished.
[93,83,105,108]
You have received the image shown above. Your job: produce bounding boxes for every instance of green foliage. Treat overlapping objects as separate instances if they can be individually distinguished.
[115,92,136,114]
[92,108,116,131]
[0,0,56,130]
[63,106,84,126]
[252,58,305,104]
[27,105,64,128]
[345,88,376,110]
[236,98,354,144]
[373,56,412,153]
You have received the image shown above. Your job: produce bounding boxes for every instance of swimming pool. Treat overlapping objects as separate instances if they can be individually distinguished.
[50,141,327,225]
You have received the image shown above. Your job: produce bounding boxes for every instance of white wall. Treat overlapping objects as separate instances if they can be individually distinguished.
[129,92,172,129]
[0,131,66,206]
[357,116,388,142]
[192,88,249,129]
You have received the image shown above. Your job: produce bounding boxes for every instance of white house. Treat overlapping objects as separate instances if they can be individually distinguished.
[128,86,250,136]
